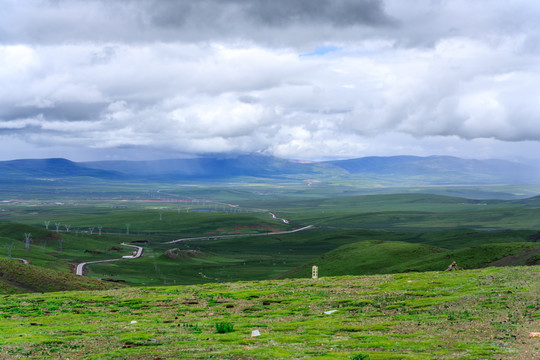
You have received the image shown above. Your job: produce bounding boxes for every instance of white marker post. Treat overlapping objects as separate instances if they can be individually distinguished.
[312,265,318,279]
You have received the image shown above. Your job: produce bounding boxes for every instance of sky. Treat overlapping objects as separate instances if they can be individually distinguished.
[1,0,540,162]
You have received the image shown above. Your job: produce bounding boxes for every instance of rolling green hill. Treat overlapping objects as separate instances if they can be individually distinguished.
[286,240,446,277]
[285,240,540,279]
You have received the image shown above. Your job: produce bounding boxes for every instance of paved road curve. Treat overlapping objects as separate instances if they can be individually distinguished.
[76,213,312,275]
[75,226,313,276]
[164,225,314,244]
[75,243,144,276]
[269,212,290,224]
[12,258,30,264]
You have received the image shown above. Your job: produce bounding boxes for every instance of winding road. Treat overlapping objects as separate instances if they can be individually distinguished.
[269,212,290,224]
[74,212,313,276]
[164,225,314,244]
[75,243,144,276]
[13,258,30,264]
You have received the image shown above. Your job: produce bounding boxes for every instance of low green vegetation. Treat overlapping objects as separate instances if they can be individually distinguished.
[215,321,235,334]
[0,266,537,359]
[2,192,540,286]
[286,240,540,278]
[1,177,540,358]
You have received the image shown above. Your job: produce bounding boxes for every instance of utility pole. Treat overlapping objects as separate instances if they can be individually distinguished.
[44,220,50,230]
[5,242,14,258]
[24,233,31,251]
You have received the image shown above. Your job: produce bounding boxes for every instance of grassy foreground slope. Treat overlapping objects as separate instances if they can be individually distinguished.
[0,266,538,359]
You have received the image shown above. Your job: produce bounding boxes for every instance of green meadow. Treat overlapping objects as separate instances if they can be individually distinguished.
[1,182,540,358]
[0,266,538,359]
[1,191,540,286]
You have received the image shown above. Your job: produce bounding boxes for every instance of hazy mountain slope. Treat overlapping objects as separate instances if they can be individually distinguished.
[0,154,537,184]
[0,158,123,180]
[83,154,331,179]
[325,155,538,184]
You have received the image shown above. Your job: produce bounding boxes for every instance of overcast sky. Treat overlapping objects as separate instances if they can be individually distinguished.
[1,0,540,162]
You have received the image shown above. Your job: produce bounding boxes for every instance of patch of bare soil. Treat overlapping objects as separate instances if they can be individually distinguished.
[164,248,207,260]
[486,246,540,267]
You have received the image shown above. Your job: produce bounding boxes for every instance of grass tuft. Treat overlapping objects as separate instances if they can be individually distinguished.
[215,321,234,334]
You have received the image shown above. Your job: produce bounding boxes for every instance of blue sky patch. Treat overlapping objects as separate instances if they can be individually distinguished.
[300,45,343,57]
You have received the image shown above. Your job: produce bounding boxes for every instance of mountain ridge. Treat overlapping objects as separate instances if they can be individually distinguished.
[0,154,537,185]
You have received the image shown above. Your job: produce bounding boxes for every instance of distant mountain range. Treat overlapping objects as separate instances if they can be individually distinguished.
[0,155,538,185]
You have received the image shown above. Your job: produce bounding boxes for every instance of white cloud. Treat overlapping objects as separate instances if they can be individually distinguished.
[0,0,540,161]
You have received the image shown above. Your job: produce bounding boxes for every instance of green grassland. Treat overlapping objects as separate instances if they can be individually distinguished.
[3,175,540,203]
[0,210,292,282]
[1,181,540,358]
[286,240,540,278]
[265,193,540,231]
[2,191,540,286]
[0,266,538,359]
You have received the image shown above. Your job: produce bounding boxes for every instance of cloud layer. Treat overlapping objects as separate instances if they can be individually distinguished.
[1,0,540,161]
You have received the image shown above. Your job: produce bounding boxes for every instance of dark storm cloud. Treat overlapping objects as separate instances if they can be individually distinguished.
[149,1,194,28]
[1,0,536,49]
[0,124,44,135]
[0,102,107,122]
[238,95,260,104]
[132,0,396,29]
[239,0,395,27]
[0,0,396,45]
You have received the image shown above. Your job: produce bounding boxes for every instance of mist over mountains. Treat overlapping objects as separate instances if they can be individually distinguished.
[0,155,537,185]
